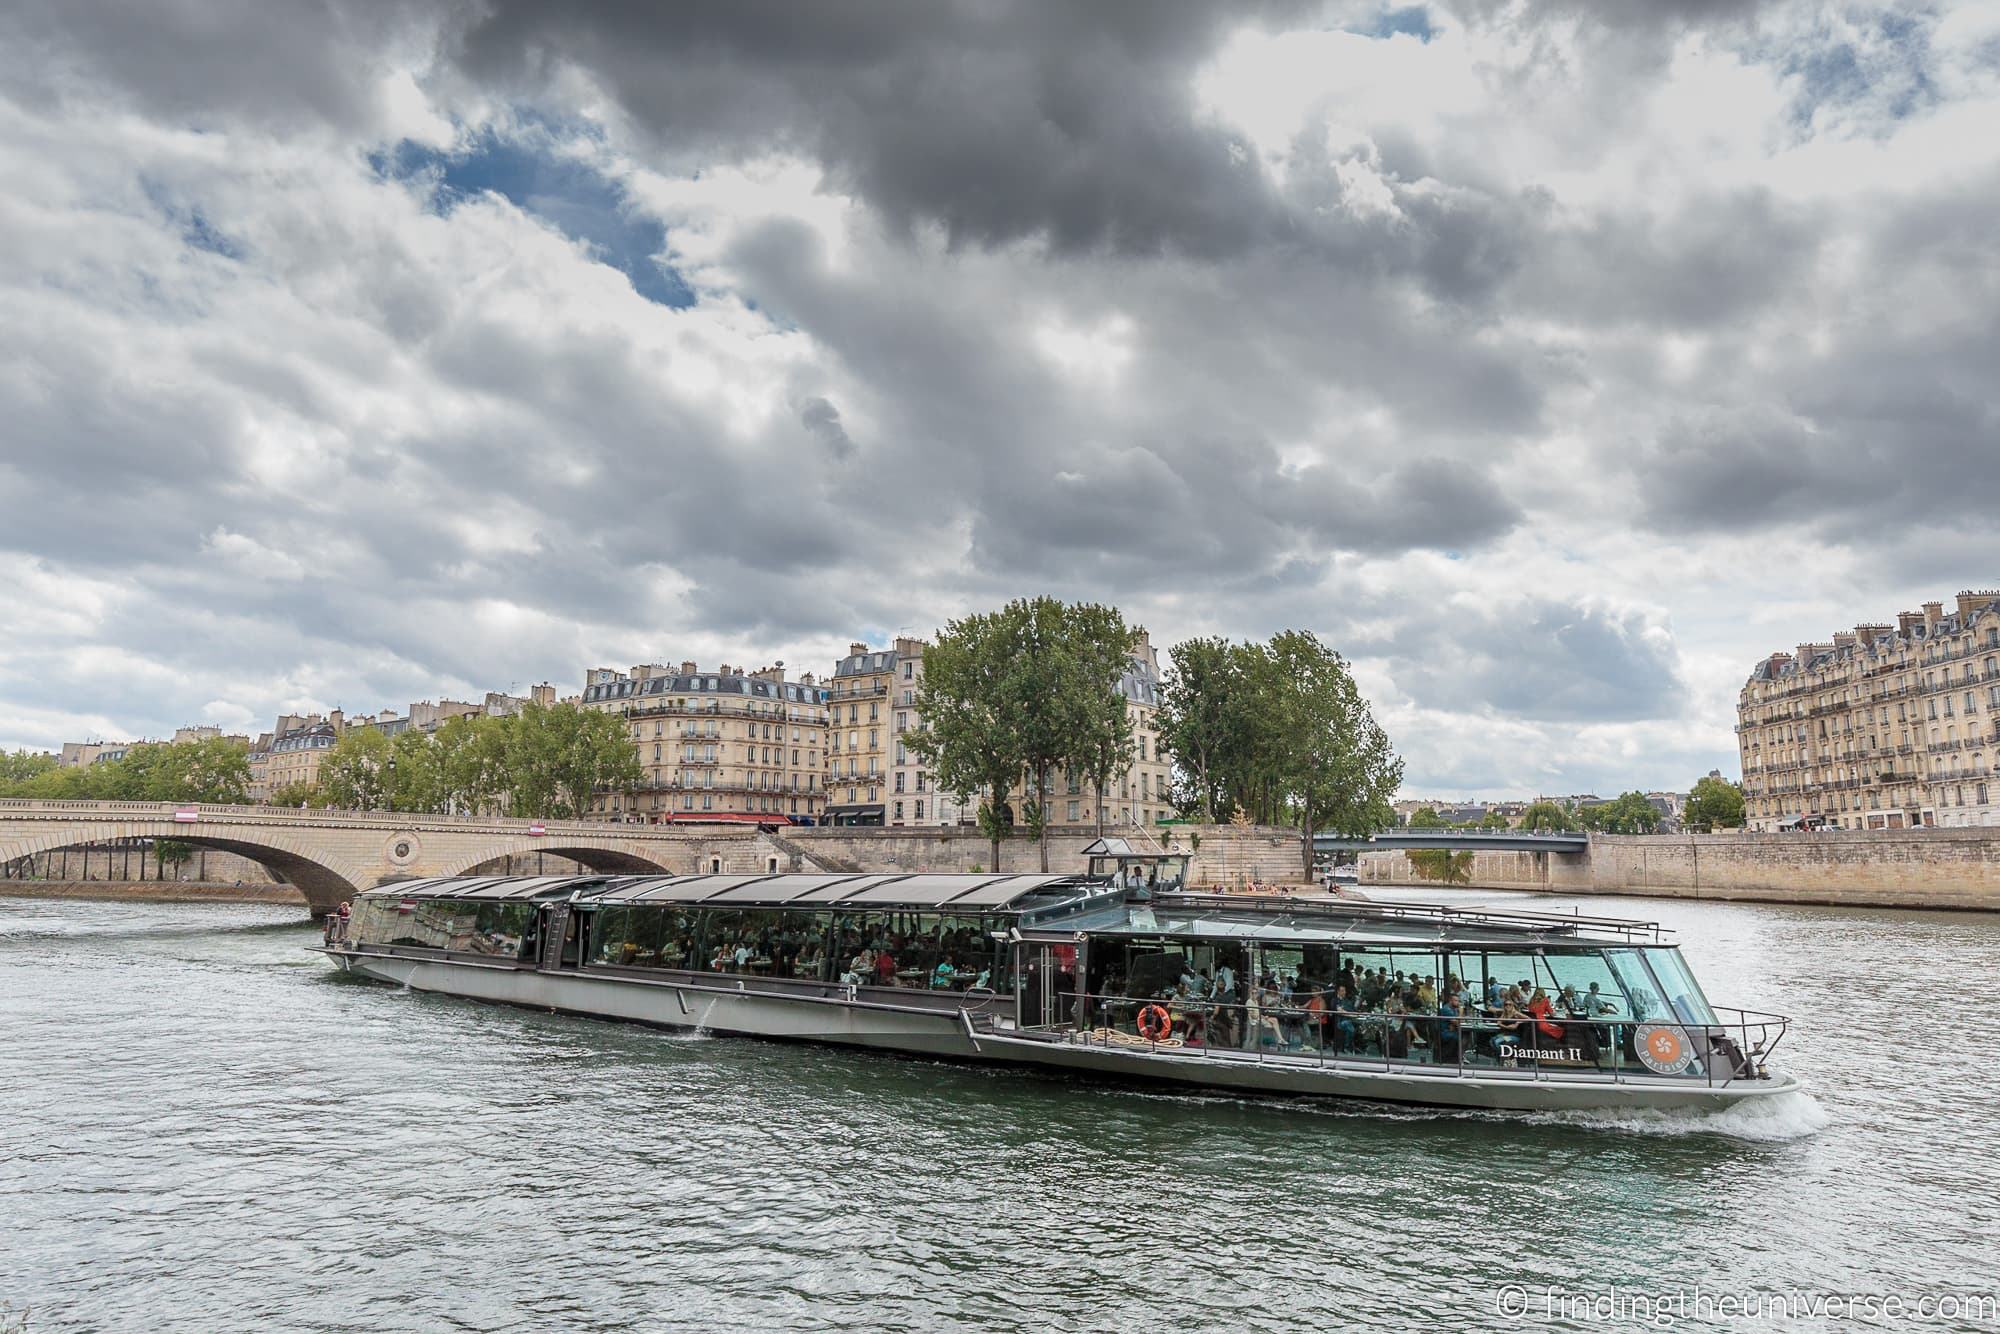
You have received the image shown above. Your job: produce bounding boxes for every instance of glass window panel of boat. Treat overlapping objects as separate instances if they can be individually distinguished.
[770,909,831,980]
[467,902,531,958]
[1602,949,1672,1021]
[1338,948,1440,1010]
[1638,948,1717,1024]
[602,905,671,968]
[654,909,701,970]
[705,909,787,974]
[898,914,986,989]
[1537,950,1628,1019]
[1445,951,1547,1009]
[590,906,630,965]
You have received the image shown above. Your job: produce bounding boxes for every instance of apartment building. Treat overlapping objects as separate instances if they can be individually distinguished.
[825,643,895,825]
[1737,591,2000,830]
[581,662,829,823]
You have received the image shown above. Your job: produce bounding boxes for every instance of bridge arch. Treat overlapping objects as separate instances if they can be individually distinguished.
[0,820,372,916]
[436,839,677,880]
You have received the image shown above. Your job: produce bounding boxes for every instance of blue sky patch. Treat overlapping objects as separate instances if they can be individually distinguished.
[371,130,694,309]
[1363,6,1435,42]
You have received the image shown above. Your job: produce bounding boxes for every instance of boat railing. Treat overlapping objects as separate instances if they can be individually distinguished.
[1024,990,1788,1089]
[1152,892,1673,943]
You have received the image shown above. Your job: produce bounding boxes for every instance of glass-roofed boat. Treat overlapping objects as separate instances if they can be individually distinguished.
[319,853,1797,1112]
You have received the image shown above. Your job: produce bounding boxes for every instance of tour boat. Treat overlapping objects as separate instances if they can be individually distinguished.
[316,852,1797,1112]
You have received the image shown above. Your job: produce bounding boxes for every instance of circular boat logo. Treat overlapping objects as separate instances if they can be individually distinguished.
[1634,1023,1693,1075]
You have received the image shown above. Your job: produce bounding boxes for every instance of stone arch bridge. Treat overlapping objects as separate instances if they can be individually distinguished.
[0,801,811,915]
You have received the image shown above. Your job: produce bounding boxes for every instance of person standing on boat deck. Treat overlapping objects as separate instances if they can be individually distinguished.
[335,901,351,943]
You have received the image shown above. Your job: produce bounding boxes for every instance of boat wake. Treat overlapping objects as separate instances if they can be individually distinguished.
[1509,1088,1830,1142]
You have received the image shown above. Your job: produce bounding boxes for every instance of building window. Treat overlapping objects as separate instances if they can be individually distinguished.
[1067,800,1079,822]
[895,773,905,792]
[914,800,925,820]
[894,801,904,820]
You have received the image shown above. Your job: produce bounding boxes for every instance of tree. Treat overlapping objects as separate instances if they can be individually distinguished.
[154,838,194,878]
[434,714,504,814]
[1591,790,1663,835]
[1265,630,1404,880]
[1407,806,1447,829]
[906,606,1029,874]
[908,597,1137,872]
[1685,775,1746,832]
[1407,849,1474,885]
[498,701,642,820]
[0,750,57,791]
[1157,637,1242,822]
[388,728,445,813]
[319,727,393,810]
[1076,671,1137,836]
[154,735,251,804]
[1478,810,1511,831]
[1518,800,1578,833]
[270,780,321,808]
[1012,598,1136,871]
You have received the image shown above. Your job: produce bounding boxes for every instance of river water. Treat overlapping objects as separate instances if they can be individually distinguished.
[3,888,1997,1331]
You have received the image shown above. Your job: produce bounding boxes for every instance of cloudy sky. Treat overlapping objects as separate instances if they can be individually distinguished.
[2,1,1996,798]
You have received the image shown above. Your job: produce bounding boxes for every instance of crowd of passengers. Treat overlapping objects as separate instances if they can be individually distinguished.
[606,920,997,991]
[1107,961,1652,1065]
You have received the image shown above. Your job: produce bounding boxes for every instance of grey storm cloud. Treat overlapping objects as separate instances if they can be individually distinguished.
[1,0,1995,802]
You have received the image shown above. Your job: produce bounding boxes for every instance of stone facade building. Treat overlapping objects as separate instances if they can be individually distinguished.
[266,717,339,796]
[825,643,895,824]
[581,663,829,823]
[1737,591,2000,831]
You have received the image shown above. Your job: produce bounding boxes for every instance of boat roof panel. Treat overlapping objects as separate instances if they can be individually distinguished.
[700,875,866,903]
[948,874,1083,908]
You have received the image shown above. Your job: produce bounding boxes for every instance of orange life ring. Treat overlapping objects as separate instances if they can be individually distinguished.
[1136,1004,1172,1041]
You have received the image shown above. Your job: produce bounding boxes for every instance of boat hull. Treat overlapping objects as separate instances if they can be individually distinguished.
[330,950,1798,1113]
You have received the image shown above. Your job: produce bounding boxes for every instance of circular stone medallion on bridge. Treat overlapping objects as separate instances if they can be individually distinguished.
[384,833,422,868]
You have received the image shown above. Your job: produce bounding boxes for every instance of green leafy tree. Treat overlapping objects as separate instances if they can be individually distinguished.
[1407,849,1475,885]
[1407,806,1447,829]
[1591,790,1663,835]
[1266,630,1403,880]
[154,838,194,877]
[1157,636,1245,822]
[388,728,445,813]
[1076,662,1137,837]
[499,701,642,819]
[434,714,504,814]
[1010,598,1136,871]
[154,736,251,803]
[270,779,322,808]
[1477,810,1511,831]
[0,750,58,792]
[318,727,394,810]
[1685,775,1746,832]
[907,606,1030,874]
[1518,800,1578,833]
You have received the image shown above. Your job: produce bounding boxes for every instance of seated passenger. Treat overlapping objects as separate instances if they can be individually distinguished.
[932,957,958,988]
[1435,991,1462,1063]
[1383,994,1414,1059]
[1484,976,1503,1011]
[1328,985,1359,1053]
[874,947,898,986]
[710,942,733,971]
[1526,987,1564,1046]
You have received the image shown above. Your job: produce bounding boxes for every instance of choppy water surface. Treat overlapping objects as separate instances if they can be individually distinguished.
[3,889,1998,1331]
